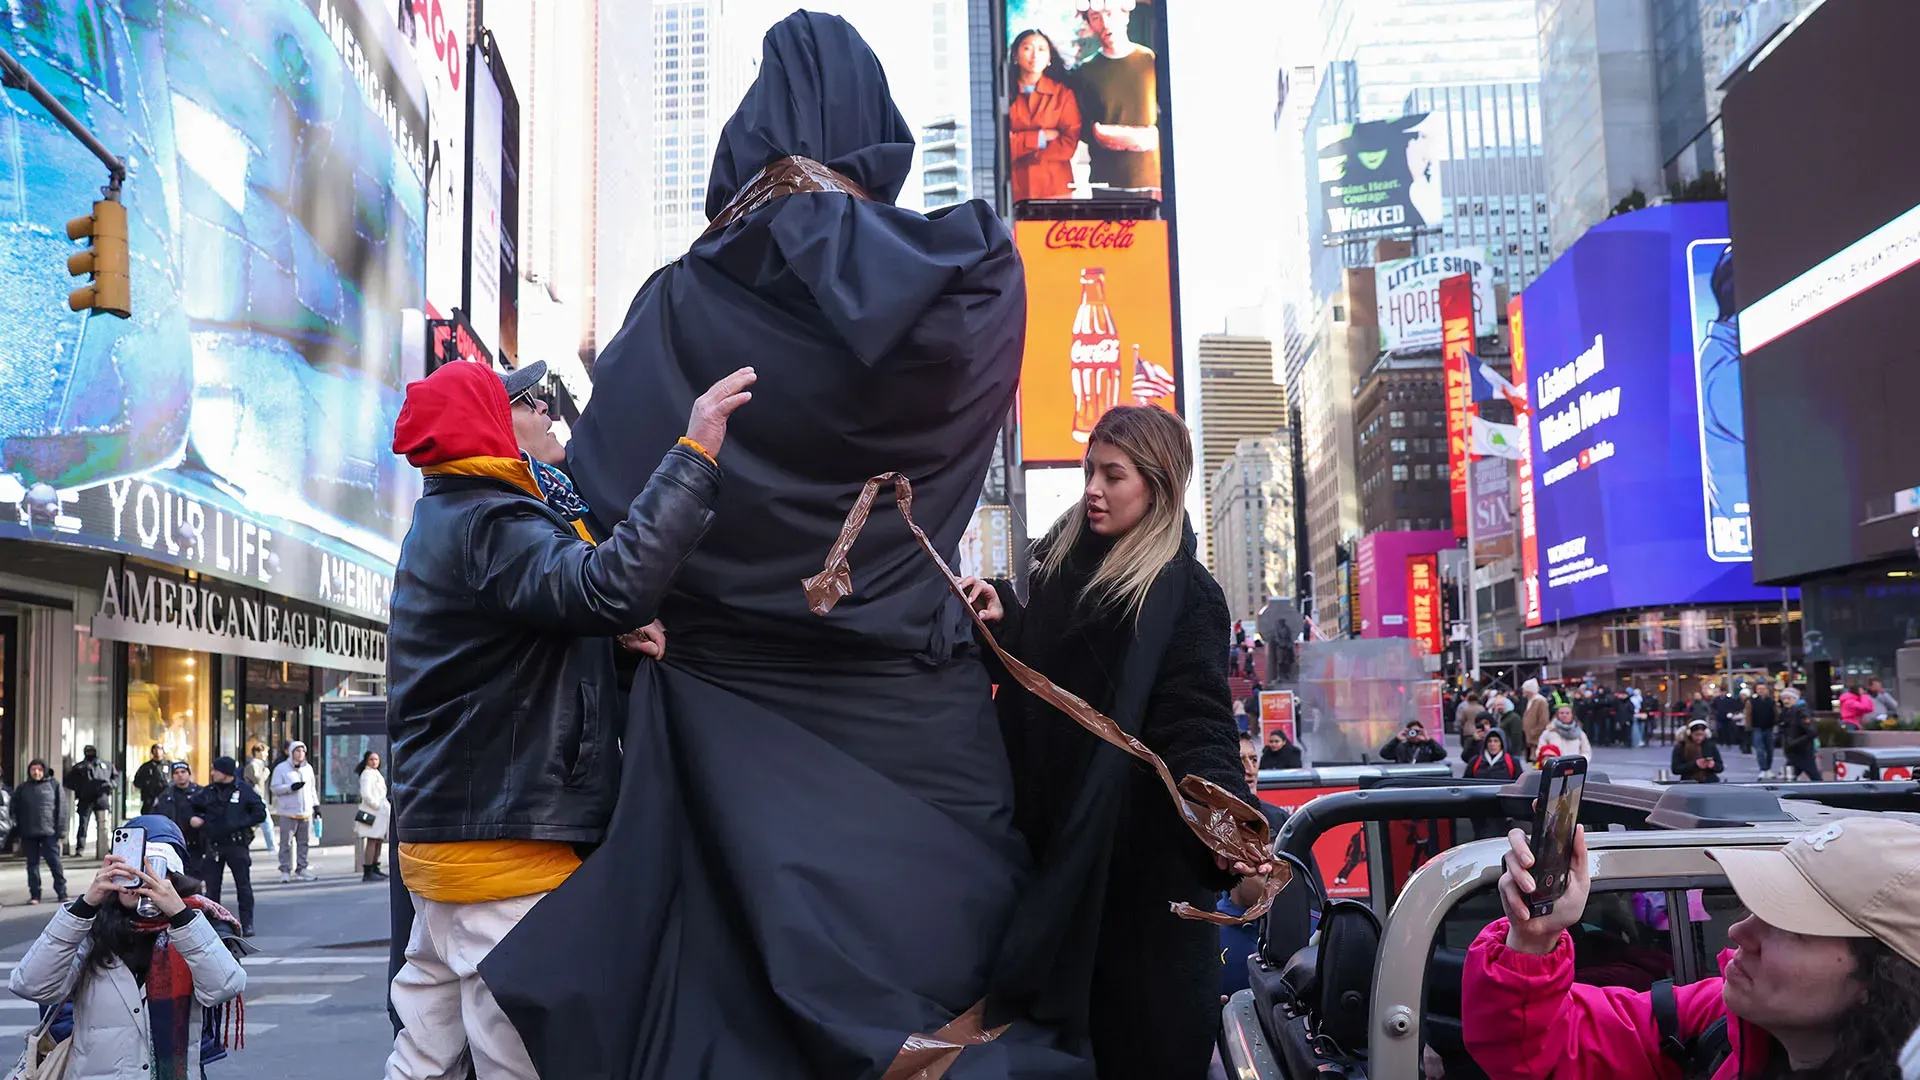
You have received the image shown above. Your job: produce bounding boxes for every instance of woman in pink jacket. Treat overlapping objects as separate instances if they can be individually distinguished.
[1463,817,1920,1080]
[1839,684,1877,728]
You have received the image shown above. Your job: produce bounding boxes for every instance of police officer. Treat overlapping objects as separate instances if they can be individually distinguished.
[190,755,266,936]
[150,761,204,876]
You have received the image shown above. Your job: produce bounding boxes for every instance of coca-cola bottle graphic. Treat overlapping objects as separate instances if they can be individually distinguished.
[1071,268,1122,442]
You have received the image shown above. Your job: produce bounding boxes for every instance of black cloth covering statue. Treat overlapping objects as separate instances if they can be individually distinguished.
[479,12,1091,1080]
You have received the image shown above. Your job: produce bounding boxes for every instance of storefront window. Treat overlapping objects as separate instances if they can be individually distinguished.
[125,645,212,781]
[244,660,312,769]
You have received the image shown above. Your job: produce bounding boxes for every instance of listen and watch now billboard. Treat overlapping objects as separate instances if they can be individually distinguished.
[1509,204,1784,625]
[1014,219,1179,465]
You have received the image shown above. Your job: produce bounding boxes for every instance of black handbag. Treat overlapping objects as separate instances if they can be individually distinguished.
[354,810,377,826]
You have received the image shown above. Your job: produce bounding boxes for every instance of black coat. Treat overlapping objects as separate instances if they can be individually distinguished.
[385,446,719,845]
[133,759,170,808]
[1260,744,1302,770]
[151,784,203,849]
[1780,702,1818,755]
[1378,735,1446,764]
[63,757,115,812]
[984,524,1246,1073]
[13,776,64,838]
[1464,751,1521,781]
[190,780,268,845]
[1672,739,1725,782]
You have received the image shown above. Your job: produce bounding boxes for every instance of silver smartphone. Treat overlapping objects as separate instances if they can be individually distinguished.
[109,826,147,887]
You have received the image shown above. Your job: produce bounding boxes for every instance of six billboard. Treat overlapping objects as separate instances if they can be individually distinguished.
[0,0,428,618]
[1014,220,1178,464]
[1509,204,1784,625]
[1377,247,1497,353]
[1317,114,1444,240]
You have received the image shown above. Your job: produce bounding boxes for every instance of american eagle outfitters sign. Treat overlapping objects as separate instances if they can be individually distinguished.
[91,565,387,675]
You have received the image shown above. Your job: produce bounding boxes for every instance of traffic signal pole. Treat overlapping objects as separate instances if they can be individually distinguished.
[0,46,126,194]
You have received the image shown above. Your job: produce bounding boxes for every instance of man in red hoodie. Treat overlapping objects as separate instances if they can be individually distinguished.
[383,360,752,1079]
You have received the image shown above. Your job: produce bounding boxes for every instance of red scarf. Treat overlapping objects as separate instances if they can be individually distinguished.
[131,895,244,1079]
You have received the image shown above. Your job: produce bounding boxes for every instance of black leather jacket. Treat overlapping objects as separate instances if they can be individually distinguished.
[190,780,267,845]
[386,446,720,845]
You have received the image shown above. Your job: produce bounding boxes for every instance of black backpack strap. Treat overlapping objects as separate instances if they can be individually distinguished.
[1652,979,1686,1062]
[1652,979,1734,1078]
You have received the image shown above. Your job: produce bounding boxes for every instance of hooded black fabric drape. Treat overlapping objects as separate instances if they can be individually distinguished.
[479,13,1089,1079]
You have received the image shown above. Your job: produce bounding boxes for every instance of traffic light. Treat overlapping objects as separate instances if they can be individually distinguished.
[65,198,129,318]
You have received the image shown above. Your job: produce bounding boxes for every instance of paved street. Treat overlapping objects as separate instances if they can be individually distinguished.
[0,845,391,1078]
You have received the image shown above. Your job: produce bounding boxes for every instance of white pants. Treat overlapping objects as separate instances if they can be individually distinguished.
[386,891,545,1080]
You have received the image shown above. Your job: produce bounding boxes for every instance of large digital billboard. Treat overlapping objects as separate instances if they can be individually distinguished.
[0,0,428,620]
[1723,0,1920,582]
[1014,219,1178,464]
[1316,114,1444,240]
[1510,204,1781,625]
[1005,0,1163,202]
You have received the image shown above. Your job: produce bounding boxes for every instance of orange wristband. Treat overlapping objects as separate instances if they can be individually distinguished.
[677,436,717,466]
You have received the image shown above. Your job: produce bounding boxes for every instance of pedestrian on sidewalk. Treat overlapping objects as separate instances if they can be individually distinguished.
[1747,680,1780,780]
[1780,687,1823,781]
[270,742,319,882]
[354,751,390,882]
[10,815,247,1080]
[1534,704,1593,768]
[190,756,266,936]
[1520,679,1551,759]
[63,746,116,860]
[384,360,746,1080]
[15,760,67,904]
[132,744,169,815]
[150,762,204,877]
[244,744,274,854]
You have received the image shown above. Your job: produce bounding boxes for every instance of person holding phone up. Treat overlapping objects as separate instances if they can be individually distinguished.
[1672,718,1726,784]
[9,814,246,1079]
[1464,817,1920,1079]
[1379,719,1446,764]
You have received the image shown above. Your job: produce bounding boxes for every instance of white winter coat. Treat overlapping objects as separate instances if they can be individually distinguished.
[8,905,245,1080]
[269,760,318,819]
[354,767,390,840]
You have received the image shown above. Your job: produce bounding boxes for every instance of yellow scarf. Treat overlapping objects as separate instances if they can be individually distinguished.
[424,456,595,543]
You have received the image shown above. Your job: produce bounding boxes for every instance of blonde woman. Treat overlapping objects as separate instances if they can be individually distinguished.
[961,405,1255,1080]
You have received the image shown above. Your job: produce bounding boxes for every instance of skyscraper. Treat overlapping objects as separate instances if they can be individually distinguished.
[1198,335,1288,487]
[1404,82,1551,291]
[649,2,755,270]
[1211,437,1297,624]
[1314,0,1541,121]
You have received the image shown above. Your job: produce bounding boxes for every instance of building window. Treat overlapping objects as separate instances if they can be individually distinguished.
[1392,464,1410,482]
[1389,411,1406,428]
[1415,464,1433,479]
[1390,438,1407,453]
[1438,462,1451,480]
[126,645,213,780]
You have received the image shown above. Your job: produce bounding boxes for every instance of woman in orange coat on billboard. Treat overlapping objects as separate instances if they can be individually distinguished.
[1008,29,1082,202]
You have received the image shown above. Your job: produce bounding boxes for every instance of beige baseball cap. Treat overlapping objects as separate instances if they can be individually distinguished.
[1708,816,1920,969]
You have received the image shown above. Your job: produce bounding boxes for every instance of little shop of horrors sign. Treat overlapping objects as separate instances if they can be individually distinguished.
[91,566,387,676]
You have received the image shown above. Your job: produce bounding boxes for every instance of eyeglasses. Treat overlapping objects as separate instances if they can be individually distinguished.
[509,388,540,410]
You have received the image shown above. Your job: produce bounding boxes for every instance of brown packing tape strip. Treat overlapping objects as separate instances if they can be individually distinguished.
[704,155,874,236]
[879,1000,1007,1080]
[803,473,1287,931]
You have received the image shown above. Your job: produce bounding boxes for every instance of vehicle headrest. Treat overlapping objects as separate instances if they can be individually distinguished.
[1280,943,1319,1010]
[1315,899,1383,1058]
[1260,850,1323,965]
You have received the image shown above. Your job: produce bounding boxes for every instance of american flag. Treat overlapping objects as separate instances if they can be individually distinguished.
[1132,352,1175,405]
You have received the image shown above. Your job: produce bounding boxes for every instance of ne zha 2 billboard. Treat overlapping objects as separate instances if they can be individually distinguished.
[1015,219,1178,464]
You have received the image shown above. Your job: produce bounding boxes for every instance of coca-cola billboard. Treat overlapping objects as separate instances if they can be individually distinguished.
[1014,219,1179,464]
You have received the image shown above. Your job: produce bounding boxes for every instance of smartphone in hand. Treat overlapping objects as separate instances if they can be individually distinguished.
[109,826,148,888]
[1524,755,1588,918]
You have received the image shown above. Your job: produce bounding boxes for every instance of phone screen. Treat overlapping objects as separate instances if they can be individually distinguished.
[109,826,147,887]
[1526,759,1587,916]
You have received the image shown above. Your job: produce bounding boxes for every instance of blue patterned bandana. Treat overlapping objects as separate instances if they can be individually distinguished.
[524,455,592,522]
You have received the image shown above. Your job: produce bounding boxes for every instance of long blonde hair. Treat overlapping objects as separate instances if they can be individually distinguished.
[1037,406,1192,618]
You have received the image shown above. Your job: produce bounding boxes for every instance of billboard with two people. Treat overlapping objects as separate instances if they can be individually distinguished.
[1006,0,1164,202]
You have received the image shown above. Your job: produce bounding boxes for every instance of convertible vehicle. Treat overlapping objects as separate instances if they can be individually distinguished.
[1221,776,1920,1079]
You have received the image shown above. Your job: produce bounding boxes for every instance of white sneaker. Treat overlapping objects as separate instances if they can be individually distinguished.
[295,870,319,882]
[279,871,293,883]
